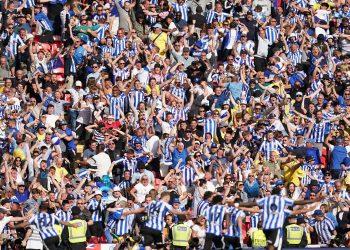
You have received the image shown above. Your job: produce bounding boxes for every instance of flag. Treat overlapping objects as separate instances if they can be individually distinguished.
[48,55,64,74]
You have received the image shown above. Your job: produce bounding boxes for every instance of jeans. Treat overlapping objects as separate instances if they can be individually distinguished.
[69,109,79,131]
[104,228,113,243]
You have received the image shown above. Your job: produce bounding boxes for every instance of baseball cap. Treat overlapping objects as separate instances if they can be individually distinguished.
[172,198,180,204]
[94,190,102,196]
[75,80,83,87]
[134,139,142,145]
[275,180,284,186]
[153,23,162,29]
[211,143,218,148]
[113,186,121,192]
[10,197,20,204]
[18,181,25,186]
[38,124,46,129]
[59,120,68,126]
[313,209,324,216]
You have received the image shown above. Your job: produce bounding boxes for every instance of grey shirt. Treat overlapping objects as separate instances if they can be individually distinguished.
[172,53,195,68]
[49,99,68,116]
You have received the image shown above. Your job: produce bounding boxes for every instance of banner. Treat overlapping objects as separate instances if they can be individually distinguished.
[87,244,116,250]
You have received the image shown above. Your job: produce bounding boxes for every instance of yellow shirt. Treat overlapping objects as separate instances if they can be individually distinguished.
[55,166,68,182]
[36,133,45,142]
[149,32,168,56]
[13,147,26,160]
[231,106,253,118]
[145,85,160,95]
[283,160,305,186]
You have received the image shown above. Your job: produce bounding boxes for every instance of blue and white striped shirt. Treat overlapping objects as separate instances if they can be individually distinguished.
[106,209,123,229]
[96,24,109,41]
[35,12,53,32]
[197,199,209,216]
[102,45,116,57]
[8,34,24,57]
[113,67,130,81]
[56,209,71,222]
[287,50,303,66]
[29,212,60,240]
[113,37,127,56]
[310,120,330,143]
[205,204,227,236]
[256,195,294,230]
[87,198,106,222]
[169,86,186,101]
[108,93,127,120]
[129,89,145,108]
[259,139,284,160]
[172,2,189,22]
[314,217,335,244]
[250,213,260,228]
[225,207,245,238]
[23,0,36,8]
[180,165,197,186]
[113,157,138,175]
[145,200,172,231]
[203,118,217,139]
[265,25,280,44]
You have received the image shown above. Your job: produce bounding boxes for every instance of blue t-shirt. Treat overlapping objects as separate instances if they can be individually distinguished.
[64,128,76,150]
[15,189,30,203]
[172,148,188,168]
[73,46,86,65]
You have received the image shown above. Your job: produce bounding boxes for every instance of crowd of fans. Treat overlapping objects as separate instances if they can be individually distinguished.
[0,0,350,249]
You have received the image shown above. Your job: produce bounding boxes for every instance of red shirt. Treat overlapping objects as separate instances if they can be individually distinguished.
[103,120,121,129]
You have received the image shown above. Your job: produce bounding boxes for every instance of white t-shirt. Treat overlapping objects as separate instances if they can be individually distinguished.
[192,224,206,248]
[44,114,60,128]
[88,152,112,178]
[0,216,11,234]
[134,182,154,203]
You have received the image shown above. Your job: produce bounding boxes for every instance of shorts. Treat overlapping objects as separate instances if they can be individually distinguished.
[204,233,224,249]
[141,227,163,248]
[224,236,241,250]
[89,221,104,237]
[263,229,281,247]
